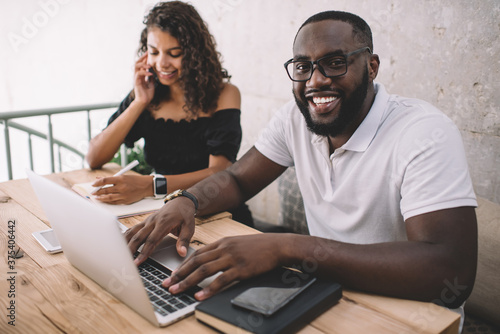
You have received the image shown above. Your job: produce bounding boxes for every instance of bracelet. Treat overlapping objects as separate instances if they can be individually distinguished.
[163,189,199,212]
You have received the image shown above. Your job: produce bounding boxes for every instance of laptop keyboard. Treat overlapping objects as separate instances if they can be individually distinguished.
[138,258,200,316]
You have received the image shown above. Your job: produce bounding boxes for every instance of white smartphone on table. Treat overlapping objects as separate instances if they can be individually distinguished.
[32,229,62,253]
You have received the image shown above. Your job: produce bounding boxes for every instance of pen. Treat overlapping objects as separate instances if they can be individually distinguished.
[91,160,139,195]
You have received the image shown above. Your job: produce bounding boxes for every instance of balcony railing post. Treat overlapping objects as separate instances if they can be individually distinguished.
[28,134,34,171]
[120,144,127,167]
[58,146,62,172]
[3,120,13,180]
[85,109,92,169]
[47,114,55,173]
[86,110,92,143]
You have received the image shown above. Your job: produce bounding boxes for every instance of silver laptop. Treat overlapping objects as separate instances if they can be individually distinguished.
[27,170,210,327]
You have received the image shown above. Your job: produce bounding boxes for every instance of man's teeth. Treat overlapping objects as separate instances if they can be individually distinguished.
[312,96,337,105]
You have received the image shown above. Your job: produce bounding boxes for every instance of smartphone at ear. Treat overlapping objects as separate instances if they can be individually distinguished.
[147,68,159,88]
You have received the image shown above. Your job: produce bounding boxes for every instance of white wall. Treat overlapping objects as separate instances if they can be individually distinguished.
[1,0,499,225]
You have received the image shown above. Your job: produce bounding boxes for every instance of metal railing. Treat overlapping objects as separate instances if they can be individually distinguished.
[0,102,120,180]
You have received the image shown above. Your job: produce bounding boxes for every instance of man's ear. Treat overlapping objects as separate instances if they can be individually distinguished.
[368,54,380,80]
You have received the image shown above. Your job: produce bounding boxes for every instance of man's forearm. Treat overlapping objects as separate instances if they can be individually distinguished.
[187,147,287,217]
[283,233,474,308]
[188,169,245,216]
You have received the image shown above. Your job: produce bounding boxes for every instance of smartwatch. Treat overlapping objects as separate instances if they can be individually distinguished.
[153,174,167,199]
[164,189,199,213]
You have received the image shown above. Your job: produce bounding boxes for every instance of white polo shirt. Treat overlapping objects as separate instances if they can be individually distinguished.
[255,83,476,244]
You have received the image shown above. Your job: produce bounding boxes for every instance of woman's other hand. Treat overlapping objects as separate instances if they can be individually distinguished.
[92,174,153,204]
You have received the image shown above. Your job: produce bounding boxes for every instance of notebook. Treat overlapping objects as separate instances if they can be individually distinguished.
[27,170,214,327]
[195,267,342,334]
[72,181,164,218]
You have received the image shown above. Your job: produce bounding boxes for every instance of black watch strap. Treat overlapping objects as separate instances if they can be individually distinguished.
[164,189,199,211]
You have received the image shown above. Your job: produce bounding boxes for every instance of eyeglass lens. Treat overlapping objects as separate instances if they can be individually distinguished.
[287,55,347,81]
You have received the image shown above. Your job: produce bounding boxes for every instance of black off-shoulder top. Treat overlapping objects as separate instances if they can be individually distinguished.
[107,94,242,175]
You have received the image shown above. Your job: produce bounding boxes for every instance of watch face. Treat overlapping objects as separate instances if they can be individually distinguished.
[155,177,167,195]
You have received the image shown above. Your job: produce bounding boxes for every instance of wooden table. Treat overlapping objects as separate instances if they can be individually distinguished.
[0,164,460,333]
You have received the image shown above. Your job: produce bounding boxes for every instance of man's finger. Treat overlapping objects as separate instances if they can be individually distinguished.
[195,267,240,300]
[127,224,155,262]
[135,222,170,264]
[163,245,223,291]
[176,223,195,257]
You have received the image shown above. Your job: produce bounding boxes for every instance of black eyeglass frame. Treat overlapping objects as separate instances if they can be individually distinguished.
[284,46,372,82]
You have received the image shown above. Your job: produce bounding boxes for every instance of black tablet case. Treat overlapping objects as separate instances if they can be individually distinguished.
[195,267,342,334]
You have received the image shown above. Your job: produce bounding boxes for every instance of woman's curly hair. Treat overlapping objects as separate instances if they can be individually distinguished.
[137,1,230,118]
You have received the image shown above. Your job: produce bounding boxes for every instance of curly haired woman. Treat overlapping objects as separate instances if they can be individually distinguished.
[86,1,253,226]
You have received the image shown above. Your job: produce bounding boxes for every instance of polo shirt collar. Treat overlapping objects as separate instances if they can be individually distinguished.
[311,83,389,154]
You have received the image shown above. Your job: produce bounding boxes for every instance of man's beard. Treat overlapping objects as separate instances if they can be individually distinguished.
[294,67,369,138]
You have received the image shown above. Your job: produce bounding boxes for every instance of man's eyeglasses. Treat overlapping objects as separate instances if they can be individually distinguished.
[284,47,372,82]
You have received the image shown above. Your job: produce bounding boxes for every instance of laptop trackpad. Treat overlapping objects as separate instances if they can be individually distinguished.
[148,236,195,270]
[148,236,220,289]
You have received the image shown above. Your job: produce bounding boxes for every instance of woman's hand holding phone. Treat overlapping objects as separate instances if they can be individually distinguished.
[133,53,156,106]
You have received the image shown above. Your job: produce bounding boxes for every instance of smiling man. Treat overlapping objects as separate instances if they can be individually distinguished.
[126,10,477,327]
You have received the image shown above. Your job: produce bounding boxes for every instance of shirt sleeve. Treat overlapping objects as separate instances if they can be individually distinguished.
[107,93,145,148]
[205,109,243,162]
[397,106,477,220]
[254,101,295,167]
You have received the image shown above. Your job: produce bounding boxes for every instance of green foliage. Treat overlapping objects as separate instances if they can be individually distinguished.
[111,142,153,175]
